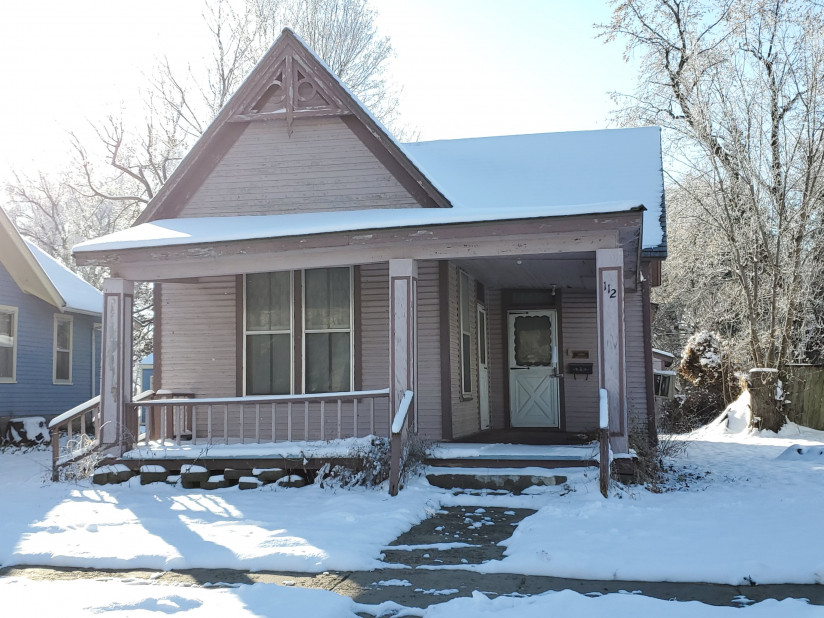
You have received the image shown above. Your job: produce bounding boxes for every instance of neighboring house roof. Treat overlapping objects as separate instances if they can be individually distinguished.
[139,354,154,366]
[0,207,102,315]
[73,201,644,252]
[403,127,665,254]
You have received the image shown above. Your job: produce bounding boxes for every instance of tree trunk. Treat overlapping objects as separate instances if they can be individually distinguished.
[748,368,784,432]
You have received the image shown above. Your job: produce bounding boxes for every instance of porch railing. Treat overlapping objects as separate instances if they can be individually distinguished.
[126,389,392,446]
[49,395,101,481]
[389,390,414,496]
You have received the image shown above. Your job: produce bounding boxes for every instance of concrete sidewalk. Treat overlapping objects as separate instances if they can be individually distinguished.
[2,505,822,611]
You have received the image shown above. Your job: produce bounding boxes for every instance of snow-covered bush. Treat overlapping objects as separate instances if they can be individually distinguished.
[661,332,740,432]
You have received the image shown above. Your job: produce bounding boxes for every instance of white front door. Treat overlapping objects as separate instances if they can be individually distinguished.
[477,305,490,430]
[508,310,560,428]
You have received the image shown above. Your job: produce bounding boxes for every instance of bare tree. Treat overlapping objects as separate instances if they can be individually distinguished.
[600,0,824,370]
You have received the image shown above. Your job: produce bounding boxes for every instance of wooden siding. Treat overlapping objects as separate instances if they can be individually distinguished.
[0,262,100,419]
[485,288,505,429]
[178,117,420,218]
[448,263,479,438]
[159,276,237,397]
[416,261,442,440]
[624,287,650,434]
[561,290,601,432]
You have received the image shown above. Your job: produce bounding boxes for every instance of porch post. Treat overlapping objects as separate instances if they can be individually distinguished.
[596,249,628,453]
[388,259,417,421]
[99,278,134,455]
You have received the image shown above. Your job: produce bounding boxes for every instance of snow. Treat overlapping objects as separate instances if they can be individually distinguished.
[72,201,642,253]
[25,240,102,314]
[427,443,597,461]
[124,436,384,460]
[403,127,665,251]
[3,402,824,613]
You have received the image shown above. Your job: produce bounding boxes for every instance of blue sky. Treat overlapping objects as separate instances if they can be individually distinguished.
[0,1,636,174]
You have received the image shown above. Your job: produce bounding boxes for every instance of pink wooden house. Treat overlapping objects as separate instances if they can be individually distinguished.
[58,30,665,492]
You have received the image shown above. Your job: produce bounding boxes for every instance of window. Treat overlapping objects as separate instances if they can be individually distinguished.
[0,306,17,382]
[244,268,352,396]
[654,372,673,398]
[245,271,293,395]
[304,268,352,393]
[53,315,73,384]
[459,270,473,395]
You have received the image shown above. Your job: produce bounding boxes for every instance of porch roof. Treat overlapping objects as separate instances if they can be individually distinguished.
[73,201,643,254]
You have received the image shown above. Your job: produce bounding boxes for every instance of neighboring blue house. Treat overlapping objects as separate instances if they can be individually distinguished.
[138,353,154,392]
[0,207,103,427]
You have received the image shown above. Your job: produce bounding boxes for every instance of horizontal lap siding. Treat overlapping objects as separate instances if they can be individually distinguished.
[179,117,420,217]
[449,264,479,438]
[416,261,442,440]
[360,263,389,394]
[561,290,600,432]
[624,287,649,434]
[159,277,237,397]
[486,289,505,429]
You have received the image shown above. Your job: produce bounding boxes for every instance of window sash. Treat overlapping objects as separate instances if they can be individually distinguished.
[244,272,293,395]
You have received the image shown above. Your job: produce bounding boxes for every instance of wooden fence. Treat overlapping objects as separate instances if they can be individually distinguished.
[783,365,824,431]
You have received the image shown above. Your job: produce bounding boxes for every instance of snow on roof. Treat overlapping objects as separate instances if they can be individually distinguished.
[402,127,665,252]
[73,201,643,253]
[25,242,102,314]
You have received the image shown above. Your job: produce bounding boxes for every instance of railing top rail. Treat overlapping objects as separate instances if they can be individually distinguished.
[126,388,391,408]
[49,395,101,429]
[391,390,414,435]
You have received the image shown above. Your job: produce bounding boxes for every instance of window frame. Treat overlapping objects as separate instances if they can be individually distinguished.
[243,271,295,396]
[0,305,18,383]
[53,314,73,385]
[459,269,473,397]
[301,267,354,394]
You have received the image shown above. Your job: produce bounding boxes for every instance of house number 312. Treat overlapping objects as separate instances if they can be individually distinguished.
[603,281,617,299]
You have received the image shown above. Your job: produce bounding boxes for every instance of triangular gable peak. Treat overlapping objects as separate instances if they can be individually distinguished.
[137,29,449,224]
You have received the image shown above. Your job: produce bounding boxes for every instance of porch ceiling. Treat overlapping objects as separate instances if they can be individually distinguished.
[453,253,596,290]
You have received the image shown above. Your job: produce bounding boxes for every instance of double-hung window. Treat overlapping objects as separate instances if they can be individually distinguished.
[53,314,73,384]
[0,306,17,382]
[244,267,352,396]
[303,268,351,393]
[245,272,293,395]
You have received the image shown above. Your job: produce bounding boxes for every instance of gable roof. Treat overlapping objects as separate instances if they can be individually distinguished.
[135,28,450,225]
[0,207,102,315]
[402,127,666,255]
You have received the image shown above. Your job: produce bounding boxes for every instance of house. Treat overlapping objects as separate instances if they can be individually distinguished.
[0,207,102,437]
[68,29,665,489]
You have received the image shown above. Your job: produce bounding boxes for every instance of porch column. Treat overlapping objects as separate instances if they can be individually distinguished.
[596,249,628,453]
[99,278,134,455]
[388,259,417,423]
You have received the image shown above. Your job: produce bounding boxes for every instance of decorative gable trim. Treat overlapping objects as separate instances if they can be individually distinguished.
[136,29,450,224]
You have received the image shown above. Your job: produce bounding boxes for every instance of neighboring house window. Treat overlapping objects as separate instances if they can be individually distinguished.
[244,267,352,396]
[53,315,73,384]
[0,306,17,382]
[245,271,293,395]
[653,372,673,398]
[459,270,473,396]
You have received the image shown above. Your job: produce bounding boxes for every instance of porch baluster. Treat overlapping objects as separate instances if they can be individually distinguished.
[320,401,325,440]
[271,403,276,442]
[207,405,213,442]
[240,405,245,444]
[353,399,358,437]
[288,402,293,441]
[337,399,342,439]
[370,398,374,435]
[192,406,198,445]
[161,406,167,443]
[224,405,229,444]
[255,403,260,442]
[304,402,308,441]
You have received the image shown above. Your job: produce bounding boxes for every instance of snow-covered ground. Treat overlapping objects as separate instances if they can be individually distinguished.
[2,394,824,615]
